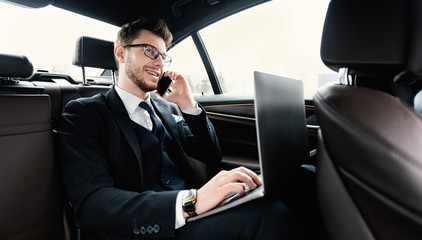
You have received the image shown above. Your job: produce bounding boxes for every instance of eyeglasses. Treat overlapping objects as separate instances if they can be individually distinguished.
[124,43,172,67]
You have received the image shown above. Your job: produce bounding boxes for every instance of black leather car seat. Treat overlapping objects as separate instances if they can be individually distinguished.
[314,0,422,240]
[73,36,118,85]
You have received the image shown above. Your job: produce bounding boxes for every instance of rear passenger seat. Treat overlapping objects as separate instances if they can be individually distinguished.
[0,37,117,240]
[0,53,69,239]
[29,36,117,129]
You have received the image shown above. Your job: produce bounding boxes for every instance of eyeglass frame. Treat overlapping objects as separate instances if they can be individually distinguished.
[123,43,172,67]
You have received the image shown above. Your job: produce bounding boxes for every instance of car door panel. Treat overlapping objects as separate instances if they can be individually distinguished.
[196,95,318,172]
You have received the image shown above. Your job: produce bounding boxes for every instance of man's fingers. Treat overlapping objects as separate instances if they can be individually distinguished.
[219,182,247,195]
[221,171,254,189]
[217,167,261,190]
[196,167,261,214]
[234,167,262,186]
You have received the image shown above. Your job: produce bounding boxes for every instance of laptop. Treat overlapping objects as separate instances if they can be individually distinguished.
[187,71,309,222]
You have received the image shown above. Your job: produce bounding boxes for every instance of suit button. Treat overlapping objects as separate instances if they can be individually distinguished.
[133,227,140,235]
[140,226,146,235]
[164,179,171,185]
[153,224,160,233]
[147,225,153,234]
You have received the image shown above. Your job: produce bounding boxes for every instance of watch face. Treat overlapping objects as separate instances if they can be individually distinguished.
[184,190,194,200]
[183,189,197,216]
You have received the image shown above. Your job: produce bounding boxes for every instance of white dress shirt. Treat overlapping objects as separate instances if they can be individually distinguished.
[115,86,201,229]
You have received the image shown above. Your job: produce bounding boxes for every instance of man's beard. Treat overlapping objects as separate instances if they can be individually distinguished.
[125,60,157,92]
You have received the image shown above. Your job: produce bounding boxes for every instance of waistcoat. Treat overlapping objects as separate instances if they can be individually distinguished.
[132,122,186,191]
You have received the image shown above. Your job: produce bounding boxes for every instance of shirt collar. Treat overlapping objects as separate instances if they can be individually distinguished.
[115,85,152,115]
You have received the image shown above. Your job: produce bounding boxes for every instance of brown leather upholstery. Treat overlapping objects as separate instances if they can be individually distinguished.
[0,94,65,240]
[315,0,422,239]
[32,80,111,129]
[0,41,113,240]
[315,85,422,240]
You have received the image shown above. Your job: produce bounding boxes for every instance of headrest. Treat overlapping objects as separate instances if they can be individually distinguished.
[0,53,34,78]
[320,0,411,76]
[73,36,117,70]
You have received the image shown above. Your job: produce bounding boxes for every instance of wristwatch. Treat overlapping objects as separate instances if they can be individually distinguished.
[182,189,197,217]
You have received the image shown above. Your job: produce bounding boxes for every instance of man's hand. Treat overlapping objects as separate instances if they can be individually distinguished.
[186,167,263,217]
[159,71,196,111]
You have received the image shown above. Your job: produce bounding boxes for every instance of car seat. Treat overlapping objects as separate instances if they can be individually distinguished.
[314,0,422,239]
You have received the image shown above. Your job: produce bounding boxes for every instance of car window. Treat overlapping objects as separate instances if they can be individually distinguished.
[0,2,119,79]
[168,38,213,95]
[1,0,336,98]
[171,0,337,99]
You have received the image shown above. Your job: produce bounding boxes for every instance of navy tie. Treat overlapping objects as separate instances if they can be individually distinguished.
[139,101,164,137]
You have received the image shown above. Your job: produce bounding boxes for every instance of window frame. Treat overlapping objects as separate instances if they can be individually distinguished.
[191,32,222,94]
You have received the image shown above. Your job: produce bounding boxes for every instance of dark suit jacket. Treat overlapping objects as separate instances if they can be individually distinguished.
[59,87,222,239]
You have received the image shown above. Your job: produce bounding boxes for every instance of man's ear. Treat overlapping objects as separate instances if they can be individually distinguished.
[114,45,125,63]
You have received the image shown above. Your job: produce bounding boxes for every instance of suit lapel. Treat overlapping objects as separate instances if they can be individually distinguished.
[151,99,182,141]
[105,87,143,176]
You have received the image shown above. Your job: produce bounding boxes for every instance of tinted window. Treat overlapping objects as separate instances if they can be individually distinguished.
[171,0,337,99]
[168,37,212,95]
[0,3,118,78]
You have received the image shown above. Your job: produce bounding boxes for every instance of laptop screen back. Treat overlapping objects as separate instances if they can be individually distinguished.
[254,71,309,197]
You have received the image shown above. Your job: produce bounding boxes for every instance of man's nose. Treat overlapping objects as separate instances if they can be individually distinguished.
[153,54,165,67]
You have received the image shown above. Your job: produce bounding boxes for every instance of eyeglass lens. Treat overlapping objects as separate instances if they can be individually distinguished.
[144,45,171,65]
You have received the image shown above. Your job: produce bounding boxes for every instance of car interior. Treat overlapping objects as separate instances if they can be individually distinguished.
[1,0,422,239]
[315,0,422,239]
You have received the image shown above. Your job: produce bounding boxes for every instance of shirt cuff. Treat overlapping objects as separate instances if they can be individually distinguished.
[175,190,187,229]
[181,102,202,116]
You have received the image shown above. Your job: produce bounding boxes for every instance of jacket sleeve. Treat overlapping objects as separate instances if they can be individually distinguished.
[179,104,222,167]
[59,98,179,239]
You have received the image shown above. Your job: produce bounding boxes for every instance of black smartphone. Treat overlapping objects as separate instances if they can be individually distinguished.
[156,73,173,97]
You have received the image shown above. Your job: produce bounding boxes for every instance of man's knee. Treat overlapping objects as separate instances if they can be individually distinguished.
[256,199,290,238]
[177,198,291,240]
[263,198,290,218]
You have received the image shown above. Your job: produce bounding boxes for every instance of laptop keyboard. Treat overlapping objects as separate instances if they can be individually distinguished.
[219,185,253,206]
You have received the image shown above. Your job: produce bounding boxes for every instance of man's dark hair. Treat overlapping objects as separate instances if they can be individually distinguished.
[116,17,173,48]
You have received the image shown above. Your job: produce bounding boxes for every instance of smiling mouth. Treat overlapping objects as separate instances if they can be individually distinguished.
[146,70,159,77]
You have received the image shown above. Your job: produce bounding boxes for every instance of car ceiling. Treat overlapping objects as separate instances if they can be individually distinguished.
[5,0,271,44]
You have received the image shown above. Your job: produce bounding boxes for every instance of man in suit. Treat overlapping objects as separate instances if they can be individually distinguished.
[59,17,290,239]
